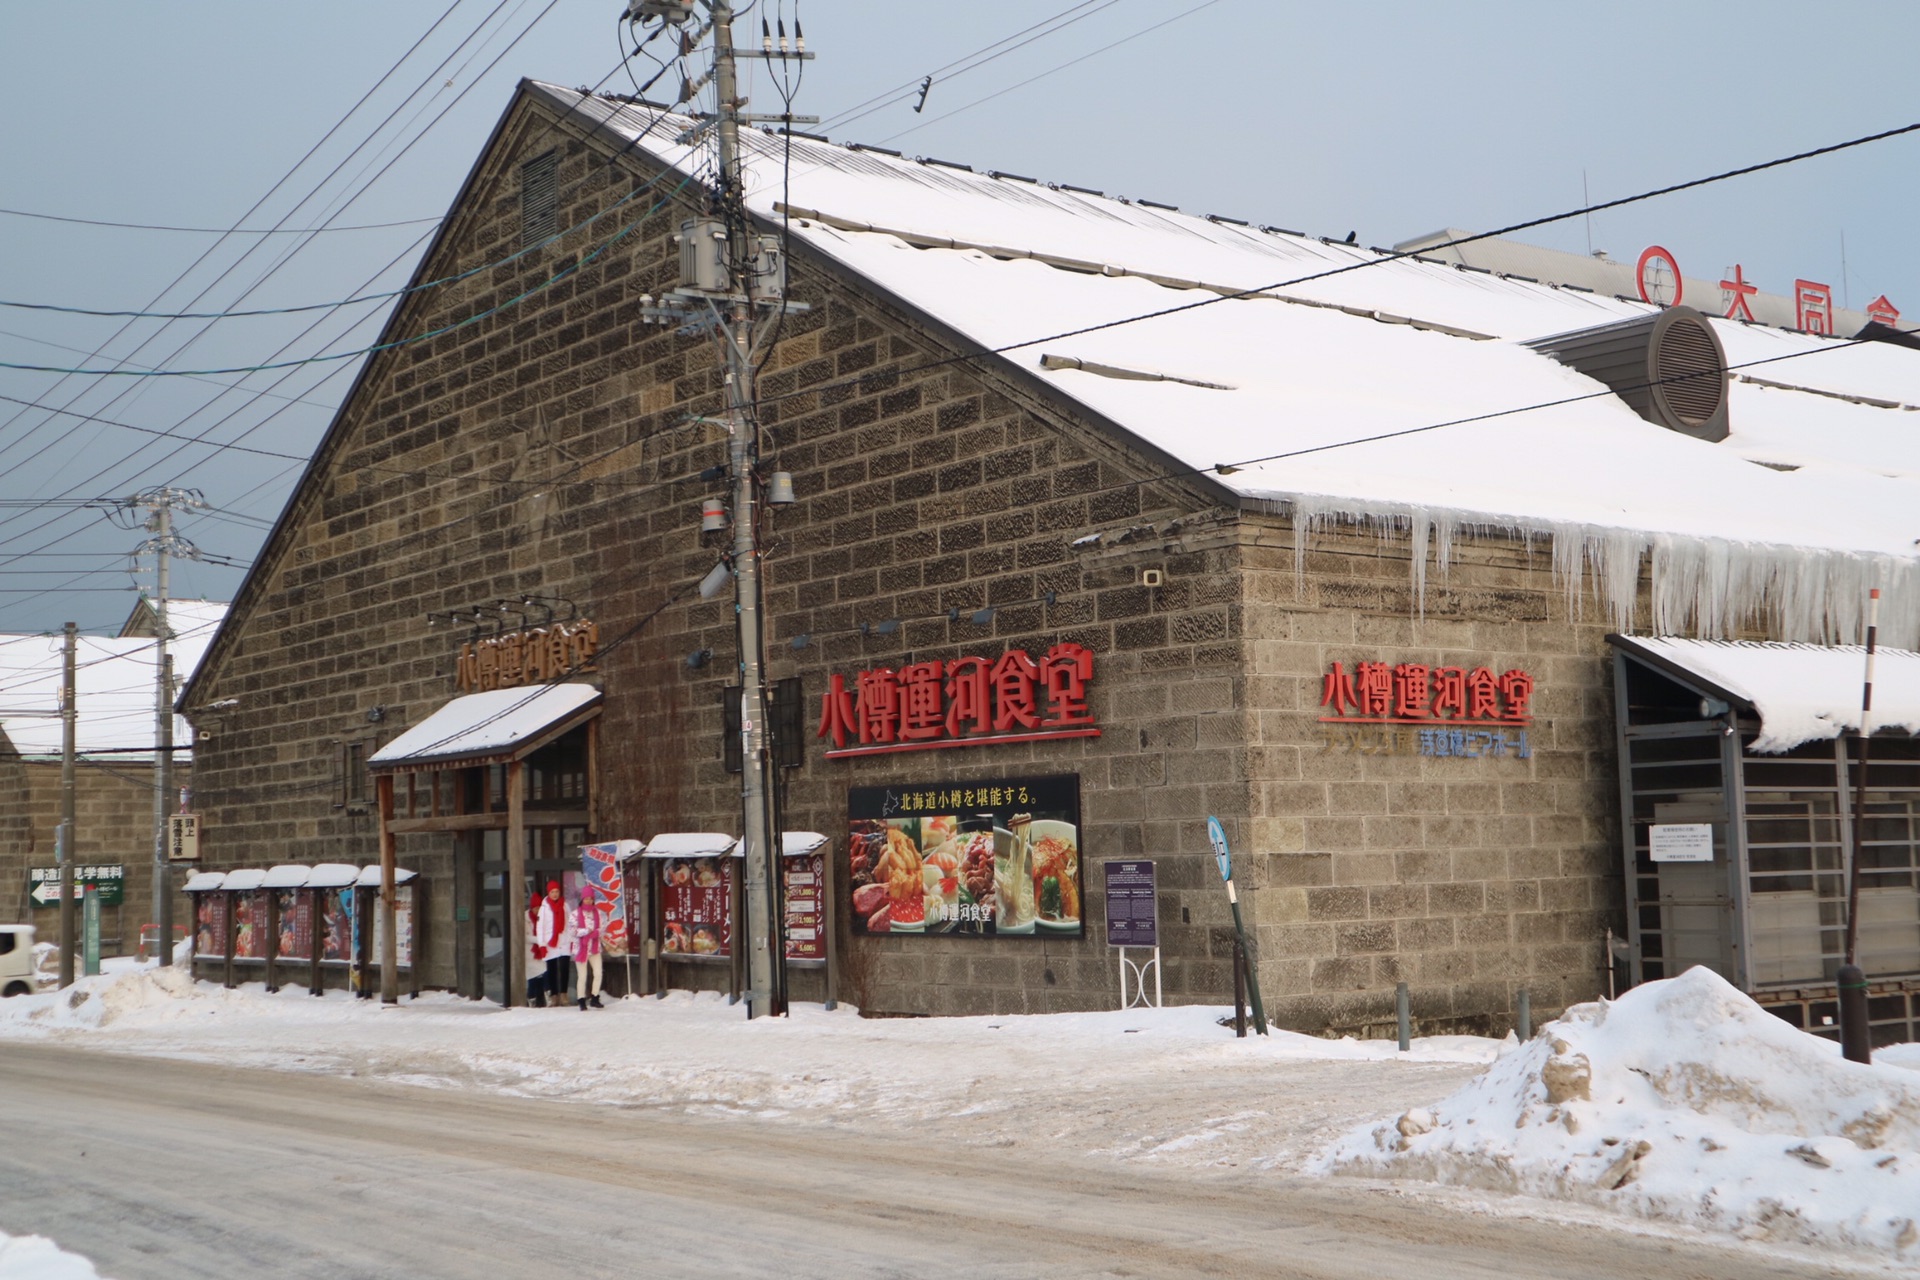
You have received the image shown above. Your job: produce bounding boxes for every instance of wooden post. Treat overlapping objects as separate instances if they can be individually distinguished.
[377,772,399,1005]
[506,759,527,1006]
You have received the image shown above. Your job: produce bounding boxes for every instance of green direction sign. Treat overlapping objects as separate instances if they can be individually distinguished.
[28,865,125,907]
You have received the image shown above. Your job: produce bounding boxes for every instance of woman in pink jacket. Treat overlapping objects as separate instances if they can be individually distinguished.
[572,894,607,1010]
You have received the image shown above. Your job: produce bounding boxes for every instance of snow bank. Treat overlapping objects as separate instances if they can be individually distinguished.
[0,1231,111,1280]
[1321,967,1920,1258]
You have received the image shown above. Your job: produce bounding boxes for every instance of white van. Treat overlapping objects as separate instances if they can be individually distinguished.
[1,924,39,997]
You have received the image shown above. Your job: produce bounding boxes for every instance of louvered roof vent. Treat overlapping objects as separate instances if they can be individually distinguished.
[1525,305,1729,442]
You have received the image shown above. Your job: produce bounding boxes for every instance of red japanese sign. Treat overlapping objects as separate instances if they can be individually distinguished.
[1319,660,1535,725]
[1794,279,1834,336]
[818,644,1100,758]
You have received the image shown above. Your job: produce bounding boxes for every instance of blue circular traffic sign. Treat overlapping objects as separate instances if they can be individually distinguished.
[1206,815,1231,882]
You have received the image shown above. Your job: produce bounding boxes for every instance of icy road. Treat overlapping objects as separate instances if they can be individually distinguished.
[0,1042,1877,1280]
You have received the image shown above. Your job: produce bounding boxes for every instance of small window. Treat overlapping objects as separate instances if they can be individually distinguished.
[340,741,371,811]
[0,932,15,957]
[520,150,558,248]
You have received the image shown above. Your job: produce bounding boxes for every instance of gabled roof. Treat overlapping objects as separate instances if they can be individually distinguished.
[367,683,601,772]
[535,85,1920,646]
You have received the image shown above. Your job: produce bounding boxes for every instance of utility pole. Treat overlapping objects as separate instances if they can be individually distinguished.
[58,622,77,989]
[629,0,814,1019]
[130,487,204,968]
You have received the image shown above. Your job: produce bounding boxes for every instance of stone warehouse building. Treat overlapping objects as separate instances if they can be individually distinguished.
[175,81,1920,1036]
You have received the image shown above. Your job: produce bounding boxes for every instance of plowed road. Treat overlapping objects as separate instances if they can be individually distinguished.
[0,1043,1869,1279]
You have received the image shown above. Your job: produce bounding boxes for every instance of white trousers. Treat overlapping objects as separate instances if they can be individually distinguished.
[575,952,603,999]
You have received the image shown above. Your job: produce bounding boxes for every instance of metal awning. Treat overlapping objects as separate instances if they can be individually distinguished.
[1609,635,1920,753]
[368,683,601,772]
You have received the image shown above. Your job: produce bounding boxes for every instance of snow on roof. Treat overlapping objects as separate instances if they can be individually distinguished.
[537,86,1920,646]
[1616,636,1920,752]
[307,863,360,888]
[367,683,600,768]
[181,871,227,893]
[0,607,226,758]
[222,869,267,892]
[262,864,316,889]
[355,866,417,886]
[643,832,738,858]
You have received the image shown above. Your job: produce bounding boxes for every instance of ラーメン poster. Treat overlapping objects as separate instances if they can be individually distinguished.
[847,774,1080,938]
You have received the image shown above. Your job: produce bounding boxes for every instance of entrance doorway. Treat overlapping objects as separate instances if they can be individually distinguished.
[468,826,586,1004]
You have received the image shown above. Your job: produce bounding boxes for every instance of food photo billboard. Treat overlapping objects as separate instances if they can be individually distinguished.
[848,774,1081,938]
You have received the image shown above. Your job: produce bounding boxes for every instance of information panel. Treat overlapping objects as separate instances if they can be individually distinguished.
[1103,860,1158,948]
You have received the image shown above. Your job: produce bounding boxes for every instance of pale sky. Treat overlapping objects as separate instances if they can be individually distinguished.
[2,0,1916,631]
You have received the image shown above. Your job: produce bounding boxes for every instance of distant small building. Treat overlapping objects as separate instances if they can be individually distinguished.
[0,600,225,951]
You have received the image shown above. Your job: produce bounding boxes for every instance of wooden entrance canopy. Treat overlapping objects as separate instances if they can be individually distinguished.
[367,683,602,1004]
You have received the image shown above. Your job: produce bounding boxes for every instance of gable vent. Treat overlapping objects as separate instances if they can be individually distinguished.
[1525,305,1729,442]
[520,150,558,248]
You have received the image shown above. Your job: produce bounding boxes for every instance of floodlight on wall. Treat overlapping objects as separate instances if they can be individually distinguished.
[767,471,796,505]
[698,560,733,600]
[970,607,996,626]
[860,619,900,637]
[701,498,728,532]
[686,649,712,670]
[790,634,811,651]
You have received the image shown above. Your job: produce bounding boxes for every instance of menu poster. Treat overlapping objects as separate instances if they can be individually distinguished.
[371,884,415,970]
[783,852,826,962]
[234,891,266,960]
[581,843,630,958]
[274,889,315,961]
[847,774,1082,939]
[194,892,229,960]
[320,888,353,963]
[659,856,731,958]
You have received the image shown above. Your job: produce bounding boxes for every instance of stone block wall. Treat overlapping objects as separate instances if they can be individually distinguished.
[182,95,1258,1014]
[1236,517,1620,1036]
[0,749,180,956]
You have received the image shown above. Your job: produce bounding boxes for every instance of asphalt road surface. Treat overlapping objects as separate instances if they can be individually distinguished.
[0,1043,1874,1279]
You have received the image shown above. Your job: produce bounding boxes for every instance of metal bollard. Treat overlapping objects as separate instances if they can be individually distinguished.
[1837,964,1872,1064]
[1396,981,1410,1052]
[1516,989,1531,1041]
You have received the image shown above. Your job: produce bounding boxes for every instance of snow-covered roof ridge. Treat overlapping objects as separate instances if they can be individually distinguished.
[367,683,601,768]
[1614,635,1920,751]
[534,85,1920,645]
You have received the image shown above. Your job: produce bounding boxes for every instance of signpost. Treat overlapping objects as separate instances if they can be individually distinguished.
[82,884,101,977]
[30,865,125,907]
[168,813,200,862]
[1104,860,1160,1009]
[1207,816,1267,1036]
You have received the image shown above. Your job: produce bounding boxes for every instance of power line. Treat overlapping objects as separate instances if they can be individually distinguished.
[0,174,693,379]
[876,0,1229,146]
[0,205,442,235]
[818,0,1127,133]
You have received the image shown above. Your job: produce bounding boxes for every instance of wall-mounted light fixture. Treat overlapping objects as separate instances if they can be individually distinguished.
[790,634,811,651]
[686,648,712,670]
[698,560,733,600]
[970,607,995,626]
[860,618,900,637]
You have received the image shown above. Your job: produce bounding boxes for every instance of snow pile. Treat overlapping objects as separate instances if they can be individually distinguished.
[1321,967,1920,1258]
[10,965,207,1032]
[0,1231,111,1280]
